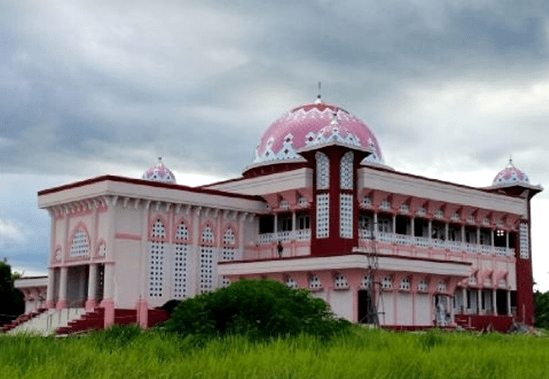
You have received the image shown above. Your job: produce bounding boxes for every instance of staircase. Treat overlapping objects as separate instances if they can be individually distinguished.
[56,308,106,335]
[0,308,47,333]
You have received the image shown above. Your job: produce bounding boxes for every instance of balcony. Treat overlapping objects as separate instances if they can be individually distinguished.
[359,230,514,257]
[258,229,311,244]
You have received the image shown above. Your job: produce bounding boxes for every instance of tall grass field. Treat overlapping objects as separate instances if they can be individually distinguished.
[0,326,548,379]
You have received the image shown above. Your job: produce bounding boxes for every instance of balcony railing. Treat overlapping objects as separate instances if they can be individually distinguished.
[359,230,514,257]
[258,229,311,244]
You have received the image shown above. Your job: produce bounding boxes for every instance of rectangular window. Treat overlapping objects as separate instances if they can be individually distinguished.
[316,194,329,238]
[339,194,353,238]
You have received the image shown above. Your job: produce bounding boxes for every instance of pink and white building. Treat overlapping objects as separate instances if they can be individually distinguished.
[19,97,543,332]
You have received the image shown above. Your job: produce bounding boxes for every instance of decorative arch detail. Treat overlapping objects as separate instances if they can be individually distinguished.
[68,223,90,258]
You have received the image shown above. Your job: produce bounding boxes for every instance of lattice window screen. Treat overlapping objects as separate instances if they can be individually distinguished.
[309,275,322,289]
[70,229,89,257]
[173,244,188,299]
[340,194,353,238]
[361,275,372,289]
[220,246,236,288]
[223,229,235,245]
[316,152,330,189]
[151,220,166,238]
[334,275,348,289]
[175,223,189,240]
[285,277,298,288]
[316,194,329,238]
[201,226,214,243]
[148,242,165,297]
[340,151,354,189]
[520,223,529,259]
[199,247,214,293]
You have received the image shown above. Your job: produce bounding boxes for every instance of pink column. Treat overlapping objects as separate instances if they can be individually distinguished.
[85,263,97,311]
[56,267,68,309]
[45,267,56,309]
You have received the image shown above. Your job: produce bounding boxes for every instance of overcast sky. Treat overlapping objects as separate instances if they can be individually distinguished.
[1,0,548,290]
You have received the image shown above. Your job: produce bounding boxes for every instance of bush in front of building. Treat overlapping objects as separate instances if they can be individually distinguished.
[163,278,350,341]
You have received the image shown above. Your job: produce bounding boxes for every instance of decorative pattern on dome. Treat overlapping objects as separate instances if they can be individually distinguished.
[142,157,177,184]
[492,159,530,187]
[253,102,384,166]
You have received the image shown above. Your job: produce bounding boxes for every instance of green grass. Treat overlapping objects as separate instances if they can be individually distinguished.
[0,326,548,379]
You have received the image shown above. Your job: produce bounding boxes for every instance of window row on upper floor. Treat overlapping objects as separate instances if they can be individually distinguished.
[150,219,238,246]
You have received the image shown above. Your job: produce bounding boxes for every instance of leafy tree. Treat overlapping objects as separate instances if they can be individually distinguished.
[534,290,549,329]
[164,278,350,341]
[0,261,25,325]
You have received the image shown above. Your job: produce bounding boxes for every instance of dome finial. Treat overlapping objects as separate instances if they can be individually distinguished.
[315,82,323,104]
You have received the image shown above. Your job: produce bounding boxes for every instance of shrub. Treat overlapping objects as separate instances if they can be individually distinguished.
[163,278,350,341]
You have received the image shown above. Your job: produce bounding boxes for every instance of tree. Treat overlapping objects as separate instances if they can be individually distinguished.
[164,278,350,341]
[0,261,25,325]
[535,290,549,329]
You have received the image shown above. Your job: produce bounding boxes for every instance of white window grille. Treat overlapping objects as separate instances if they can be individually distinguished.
[399,204,409,214]
[359,214,372,231]
[316,152,330,189]
[380,199,391,210]
[148,241,165,297]
[340,194,353,238]
[223,229,235,245]
[221,276,231,288]
[151,220,166,238]
[436,281,447,293]
[70,228,89,257]
[362,197,372,207]
[340,151,354,189]
[416,207,426,216]
[220,245,236,288]
[417,280,428,292]
[201,226,214,244]
[400,277,411,290]
[298,197,308,207]
[173,244,188,299]
[279,200,289,210]
[316,194,329,238]
[285,277,298,289]
[361,275,372,289]
[434,209,443,219]
[381,277,392,289]
[467,215,475,224]
[334,275,349,289]
[199,247,214,293]
[309,275,322,289]
[98,242,106,257]
[451,213,459,222]
[520,223,529,259]
[482,217,490,226]
[175,223,189,240]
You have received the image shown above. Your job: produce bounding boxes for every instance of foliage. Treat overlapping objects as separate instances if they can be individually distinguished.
[535,290,549,329]
[1,327,549,378]
[0,261,24,325]
[163,278,350,341]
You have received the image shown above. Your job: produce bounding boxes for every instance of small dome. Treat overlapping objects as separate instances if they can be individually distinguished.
[142,157,177,184]
[252,98,384,167]
[492,159,530,187]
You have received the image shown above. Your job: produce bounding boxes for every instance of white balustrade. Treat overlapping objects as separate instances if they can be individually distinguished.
[295,229,311,241]
[259,233,274,244]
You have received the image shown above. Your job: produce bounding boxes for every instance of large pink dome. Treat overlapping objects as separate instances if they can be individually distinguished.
[252,99,384,167]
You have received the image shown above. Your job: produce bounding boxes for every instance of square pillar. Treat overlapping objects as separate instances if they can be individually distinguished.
[56,267,68,309]
[85,263,97,311]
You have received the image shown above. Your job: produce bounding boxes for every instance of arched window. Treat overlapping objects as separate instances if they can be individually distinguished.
[201,226,214,244]
[223,228,235,246]
[340,151,354,189]
[151,219,166,239]
[175,223,189,241]
[316,152,329,189]
[149,220,166,298]
[70,228,89,257]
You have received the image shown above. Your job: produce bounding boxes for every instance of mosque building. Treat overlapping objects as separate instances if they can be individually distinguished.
[8,96,542,334]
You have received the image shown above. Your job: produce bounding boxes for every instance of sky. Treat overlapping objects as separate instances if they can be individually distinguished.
[1,0,548,289]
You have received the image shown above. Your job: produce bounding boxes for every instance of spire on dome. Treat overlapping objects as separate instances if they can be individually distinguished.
[315,82,324,104]
[142,156,177,184]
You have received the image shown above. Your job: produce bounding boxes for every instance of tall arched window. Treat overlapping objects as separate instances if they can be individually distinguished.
[173,222,189,299]
[70,228,89,257]
[199,225,215,293]
[340,151,354,189]
[316,151,330,189]
[148,219,165,298]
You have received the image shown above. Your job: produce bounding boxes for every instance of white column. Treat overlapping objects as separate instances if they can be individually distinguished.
[188,207,201,296]
[476,227,480,245]
[462,288,467,314]
[410,217,415,237]
[428,220,432,240]
[477,289,482,315]
[392,215,396,234]
[506,232,509,248]
[274,213,278,241]
[461,225,465,243]
[57,267,68,309]
[492,289,497,315]
[86,264,97,310]
[445,223,449,241]
[507,290,512,316]
[373,212,378,234]
[46,268,56,308]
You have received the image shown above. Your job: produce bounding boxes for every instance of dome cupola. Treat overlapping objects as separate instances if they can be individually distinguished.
[492,159,530,187]
[142,157,177,184]
[250,98,384,171]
